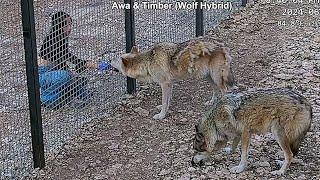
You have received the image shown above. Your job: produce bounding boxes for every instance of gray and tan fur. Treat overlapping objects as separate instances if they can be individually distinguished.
[192,88,312,175]
[111,36,234,119]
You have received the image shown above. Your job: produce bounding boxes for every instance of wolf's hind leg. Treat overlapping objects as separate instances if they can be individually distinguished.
[153,82,173,120]
[271,128,293,175]
[276,158,303,166]
[230,130,250,173]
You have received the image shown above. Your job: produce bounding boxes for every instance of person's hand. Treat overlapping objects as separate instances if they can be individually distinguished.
[85,61,98,69]
[38,58,51,66]
[97,61,112,71]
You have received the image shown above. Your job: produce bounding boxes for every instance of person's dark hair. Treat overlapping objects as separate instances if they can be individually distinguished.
[40,11,87,73]
[50,11,72,38]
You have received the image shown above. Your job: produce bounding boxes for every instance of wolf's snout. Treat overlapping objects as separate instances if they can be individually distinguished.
[110,60,121,72]
[111,67,119,72]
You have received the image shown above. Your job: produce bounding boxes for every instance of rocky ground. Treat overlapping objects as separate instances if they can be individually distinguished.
[29,1,320,180]
[1,0,240,178]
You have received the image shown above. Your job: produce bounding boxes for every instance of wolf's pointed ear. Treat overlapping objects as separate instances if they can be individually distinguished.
[188,40,196,47]
[130,46,139,54]
[202,47,211,56]
[215,105,234,126]
[121,58,129,68]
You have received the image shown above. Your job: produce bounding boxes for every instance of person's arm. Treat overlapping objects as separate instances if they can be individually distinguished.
[38,58,51,66]
[85,61,112,70]
[85,61,98,69]
[40,37,51,61]
[69,54,87,73]
[39,38,53,67]
[69,55,112,72]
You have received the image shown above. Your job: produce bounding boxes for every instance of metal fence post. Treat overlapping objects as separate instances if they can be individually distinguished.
[196,0,204,37]
[21,0,45,169]
[124,0,136,94]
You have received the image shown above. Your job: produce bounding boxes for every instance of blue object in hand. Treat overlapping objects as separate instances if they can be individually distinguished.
[97,61,112,71]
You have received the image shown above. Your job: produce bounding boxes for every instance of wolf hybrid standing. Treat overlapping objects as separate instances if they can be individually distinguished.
[192,88,312,175]
[111,36,234,119]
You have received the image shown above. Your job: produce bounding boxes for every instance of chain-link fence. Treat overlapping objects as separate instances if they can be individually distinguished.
[34,0,126,158]
[33,1,127,178]
[0,0,33,178]
[0,0,243,178]
[204,0,242,32]
[1,0,126,178]
[135,0,196,49]
[135,0,242,48]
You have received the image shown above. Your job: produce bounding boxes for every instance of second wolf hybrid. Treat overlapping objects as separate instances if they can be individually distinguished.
[192,88,312,175]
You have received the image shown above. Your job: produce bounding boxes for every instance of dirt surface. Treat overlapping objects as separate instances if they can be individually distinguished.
[30,2,320,180]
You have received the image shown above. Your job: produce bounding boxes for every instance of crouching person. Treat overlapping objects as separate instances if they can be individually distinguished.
[38,11,112,109]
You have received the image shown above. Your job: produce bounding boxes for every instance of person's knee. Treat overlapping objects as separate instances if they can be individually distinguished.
[54,70,72,81]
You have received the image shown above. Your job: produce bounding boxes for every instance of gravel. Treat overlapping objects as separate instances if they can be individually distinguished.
[30,2,320,180]
[1,0,126,178]
[2,1,320,180]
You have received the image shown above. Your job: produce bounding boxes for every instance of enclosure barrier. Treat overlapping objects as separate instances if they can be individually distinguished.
[196,0,204,37]
[0,0,245,178]
[21,0,45,169]
[125,0,137,94]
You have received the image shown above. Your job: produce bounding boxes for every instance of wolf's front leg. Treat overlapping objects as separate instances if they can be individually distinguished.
[224,136,240,154]
[192,151,210,166]
[230,130,250,173]
[231,136,241,152]
[153,82,173,119]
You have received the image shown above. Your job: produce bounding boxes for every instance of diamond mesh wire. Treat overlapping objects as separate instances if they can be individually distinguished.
[135,0,196,49]
[0,0,242,178]
[1,0,126,179]
[34,0,126,159]
[0,0,33,178]
[204,0,242,32]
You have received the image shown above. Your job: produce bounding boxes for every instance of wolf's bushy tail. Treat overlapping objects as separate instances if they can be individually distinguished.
[290,102,312,156]
[290,134,306,156]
